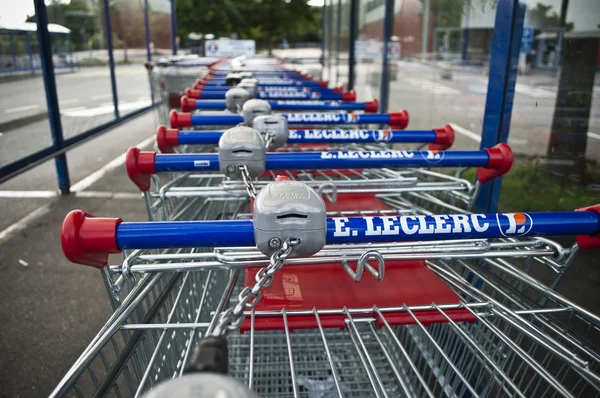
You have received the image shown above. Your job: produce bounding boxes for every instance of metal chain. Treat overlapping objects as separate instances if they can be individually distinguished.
[239,165,257,198]
[211,238,299,336]
[264,132,274,150]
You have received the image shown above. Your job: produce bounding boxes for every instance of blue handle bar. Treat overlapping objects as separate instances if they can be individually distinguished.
[203,81,321,87]
[190,114,244,125]
[269,101,372,112]
[198,86,336,93]
[153,150,488,172]
[256,92,344,100]
[183,112,405,127]
[174,129,436,145]
[190,100,374,112]
[114,211,600,250]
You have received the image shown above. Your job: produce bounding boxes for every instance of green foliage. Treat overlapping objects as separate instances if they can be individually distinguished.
[529,2,574,30]
[176,0,320,53]
[26,0,100,52]
[461,160,600,212]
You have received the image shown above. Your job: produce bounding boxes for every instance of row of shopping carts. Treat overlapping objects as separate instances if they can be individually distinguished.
[54,56,600,397]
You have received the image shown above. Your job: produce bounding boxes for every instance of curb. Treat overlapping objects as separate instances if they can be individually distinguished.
[0,111,49,132]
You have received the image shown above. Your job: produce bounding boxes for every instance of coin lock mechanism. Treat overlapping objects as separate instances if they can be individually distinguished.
[253,114,288,149]
[225,73,243,87]
[242,99,272,124]
[218,126,266,178]
[237,79,258,98]
[225,88,250,113]
[253,178,326,258]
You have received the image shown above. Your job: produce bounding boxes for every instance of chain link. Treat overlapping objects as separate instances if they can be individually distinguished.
[264,133,274,150]
[239,165,257,198]
[211,238,299,336]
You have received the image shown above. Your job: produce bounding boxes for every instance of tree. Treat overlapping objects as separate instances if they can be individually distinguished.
[26,0,99,51]
[109,0,145,62]
[175,0,319,55]
[528,2,574,30]
[176,0,246,55]
[242,0,318,55]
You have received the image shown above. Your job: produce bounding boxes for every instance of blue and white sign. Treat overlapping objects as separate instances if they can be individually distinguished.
[205,39,256,57]
[521,27,533,54]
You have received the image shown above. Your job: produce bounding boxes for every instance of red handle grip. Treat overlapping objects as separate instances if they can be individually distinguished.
[342,90,356,102]
[61,210,121,268]
[576,204,600,249]
[186,88,202,99]
[156,125,179,153]
[126,147,156,192]
[364,99,378,113]
[332,86,344,94]
[429,124,455,151]
[389,110,409,130]
[319,80,329,89]
[477,143,513,184]
[180,95,196,112]
[170,110,192,129]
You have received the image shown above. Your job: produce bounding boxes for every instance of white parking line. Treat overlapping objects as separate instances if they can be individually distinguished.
[70,135,155,192]
[5,104,40,114]
[91,94,113,100]
[0,135,154,243]
[0,204,52,242]
[588,132,600,140]
[0,191,57,198]
[0,191,141,199]
[449,123,481,142]
[59,99,79,106]
[61,106,87,113]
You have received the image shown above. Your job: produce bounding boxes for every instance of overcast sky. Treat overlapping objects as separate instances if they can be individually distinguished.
[0,0,35,24]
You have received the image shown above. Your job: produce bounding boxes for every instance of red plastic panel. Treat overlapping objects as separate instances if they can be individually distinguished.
[240,260,475,332]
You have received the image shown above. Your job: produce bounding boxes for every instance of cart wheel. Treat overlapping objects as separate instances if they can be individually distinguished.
[142,373,259,398]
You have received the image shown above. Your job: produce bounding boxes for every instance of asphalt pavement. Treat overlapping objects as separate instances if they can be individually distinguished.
[0,64,153,168]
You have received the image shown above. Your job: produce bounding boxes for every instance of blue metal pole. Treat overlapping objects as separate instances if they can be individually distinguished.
[33,0,71,193]
[379,0,395,113]
[67,33,73,69]
[335,0,342,87]
[462,0,471,62]
[102,0,119,119]
[170,0,177,55]
[474,0,525,212]
[9,31,17,71]
[25,32,35,73]
[321,0,326,80]
[347,0,358,90]
[143,0,152,62]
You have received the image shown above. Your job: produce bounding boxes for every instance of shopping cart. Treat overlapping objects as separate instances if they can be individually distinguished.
[155,123,455,154]
[145,57,221,125]
[181,94,376,113]
[52,181,600,397]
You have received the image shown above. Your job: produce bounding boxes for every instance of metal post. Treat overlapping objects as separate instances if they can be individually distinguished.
[33,0,71,193]
[421,0,430,61]
[9,31,18,71]
[321,1,326,80]
[462,0,471,62]
[347,0,358,90]
[170,0,177,55]
[26,32,35,73]
[474,0,525,212]
[143,0,152,62]
[67,33,74,69]
[327,0,333,82]
[379,0,395,113]
[335,0,342,86]
[103,0,119,119]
